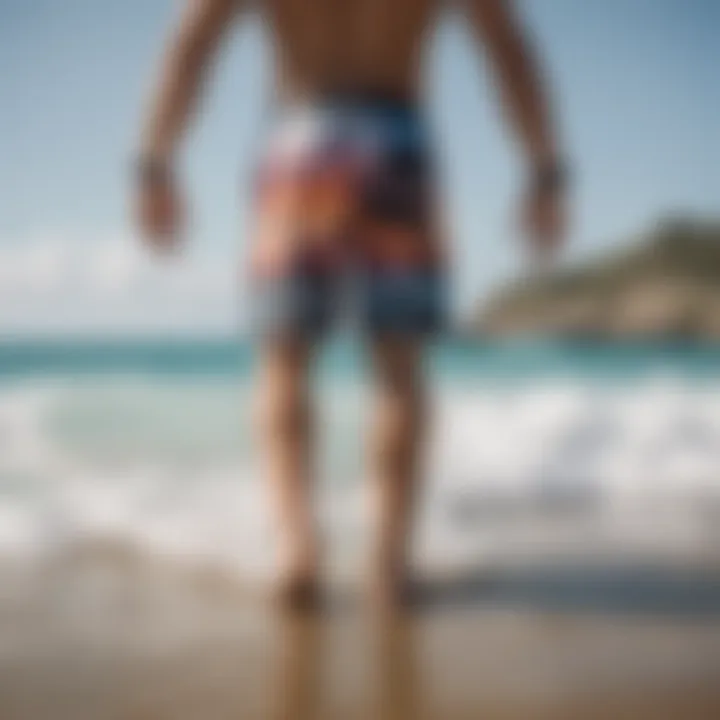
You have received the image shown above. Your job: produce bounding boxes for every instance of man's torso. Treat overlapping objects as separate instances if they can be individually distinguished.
[261,0,441,102]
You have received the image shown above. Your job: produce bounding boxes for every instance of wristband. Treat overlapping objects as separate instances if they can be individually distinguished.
[136,156,173,187]
[530,160,569,195]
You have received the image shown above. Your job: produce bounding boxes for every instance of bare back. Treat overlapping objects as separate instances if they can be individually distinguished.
[262,0,440,101]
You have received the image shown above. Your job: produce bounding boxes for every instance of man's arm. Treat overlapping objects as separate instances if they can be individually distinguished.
[135,0,240,246]
[464,0,558,167]
[139,0,240,163]
[462,0,568,256]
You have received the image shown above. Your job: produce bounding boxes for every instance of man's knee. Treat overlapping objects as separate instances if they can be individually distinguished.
[371,339,428,452]
[256,342,311,439]
[372,339,425,400]
[258,383,308,440]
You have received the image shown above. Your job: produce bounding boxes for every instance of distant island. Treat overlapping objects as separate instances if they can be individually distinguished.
[475,218,720,340]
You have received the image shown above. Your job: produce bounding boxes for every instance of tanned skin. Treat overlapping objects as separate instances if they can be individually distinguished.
[135,0,567,609]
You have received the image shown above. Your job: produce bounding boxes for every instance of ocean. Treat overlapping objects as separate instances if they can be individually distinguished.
[1,338,720,580]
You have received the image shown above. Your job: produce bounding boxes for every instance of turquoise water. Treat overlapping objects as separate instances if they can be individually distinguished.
[1,338,720,381]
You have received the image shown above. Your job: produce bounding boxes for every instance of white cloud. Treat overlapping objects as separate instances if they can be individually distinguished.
[86,240,143,294]
[0,231,241,336]
[0,233,69,294]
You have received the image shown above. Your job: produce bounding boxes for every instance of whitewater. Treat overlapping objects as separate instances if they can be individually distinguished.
[1,341,720,581]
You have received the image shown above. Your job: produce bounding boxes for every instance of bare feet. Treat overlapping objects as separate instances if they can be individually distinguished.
[274,572,321,612]
[274,543,322,612]
[367,561,418,614]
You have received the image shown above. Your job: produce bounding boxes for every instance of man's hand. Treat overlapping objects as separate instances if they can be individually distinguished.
[466,0,569,263]
[134,0,239,252]
[521,168,568,264]
[134,163,185,253]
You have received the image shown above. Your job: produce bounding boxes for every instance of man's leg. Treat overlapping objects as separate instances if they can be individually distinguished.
[367,337,428,604]
[256,337,319,605]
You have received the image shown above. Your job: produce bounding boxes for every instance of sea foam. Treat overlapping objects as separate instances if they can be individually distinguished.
[1,372,719,577]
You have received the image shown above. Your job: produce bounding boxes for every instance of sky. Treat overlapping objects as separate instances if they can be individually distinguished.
[0,0,718,336]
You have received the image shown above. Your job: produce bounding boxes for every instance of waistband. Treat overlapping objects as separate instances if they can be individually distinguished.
[273,86,420,118]
[318,86,418,113]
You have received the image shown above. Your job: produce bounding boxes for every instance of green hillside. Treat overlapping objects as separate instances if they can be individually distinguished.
[476,218,720,340]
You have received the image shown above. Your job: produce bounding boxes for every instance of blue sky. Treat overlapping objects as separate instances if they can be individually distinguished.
[0,0,718,335]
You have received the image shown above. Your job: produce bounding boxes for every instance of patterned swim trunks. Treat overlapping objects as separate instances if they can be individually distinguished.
[248,92,447,338]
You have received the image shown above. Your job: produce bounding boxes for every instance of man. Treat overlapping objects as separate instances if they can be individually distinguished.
[135,0,567,608]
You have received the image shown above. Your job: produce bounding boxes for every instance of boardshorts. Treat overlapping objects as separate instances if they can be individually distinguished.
[248,91,447,338]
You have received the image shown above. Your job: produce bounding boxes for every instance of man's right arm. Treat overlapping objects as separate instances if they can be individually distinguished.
[135,0,240,246]
[461,0,568,257]
[462,0,559,168]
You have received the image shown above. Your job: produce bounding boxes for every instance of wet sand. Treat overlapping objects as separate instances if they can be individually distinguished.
[2,556,720,720]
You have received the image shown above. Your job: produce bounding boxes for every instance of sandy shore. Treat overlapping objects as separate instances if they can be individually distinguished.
[1,557,720,720]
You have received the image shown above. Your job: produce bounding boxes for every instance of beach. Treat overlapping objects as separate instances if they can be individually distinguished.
[2,339,720,718]
[1,553,720,720]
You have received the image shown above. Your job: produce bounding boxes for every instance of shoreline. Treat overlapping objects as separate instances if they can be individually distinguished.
[1,552,720,719]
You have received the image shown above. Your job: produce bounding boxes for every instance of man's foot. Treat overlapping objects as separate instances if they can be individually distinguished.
[274,543,322,612]
[367,564,419,614]
[274,571,322,612]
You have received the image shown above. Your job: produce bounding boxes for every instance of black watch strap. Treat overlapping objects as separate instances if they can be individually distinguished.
[136,156,173,186]
[531,160,569,195]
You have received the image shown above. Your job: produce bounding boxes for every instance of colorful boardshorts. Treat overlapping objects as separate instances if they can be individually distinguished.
[248,92,447,338]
